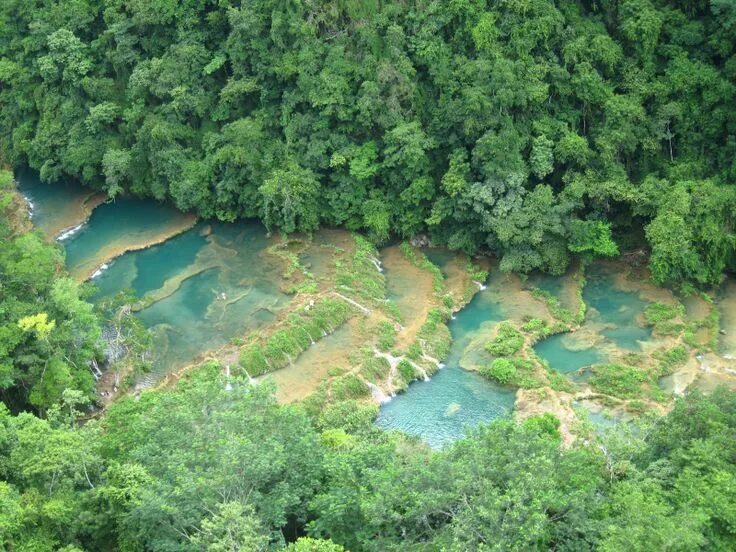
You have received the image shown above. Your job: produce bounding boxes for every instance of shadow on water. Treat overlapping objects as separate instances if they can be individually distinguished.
[423,247,458,277]
[15,167,103,238]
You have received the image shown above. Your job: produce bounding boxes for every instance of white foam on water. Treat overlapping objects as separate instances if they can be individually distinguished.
[90,263,109,279]
[56,222,85,241]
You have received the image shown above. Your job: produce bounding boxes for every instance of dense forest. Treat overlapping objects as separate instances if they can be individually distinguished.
[1,0,735,284]
[1,364,735,551]
[2,1,736,550]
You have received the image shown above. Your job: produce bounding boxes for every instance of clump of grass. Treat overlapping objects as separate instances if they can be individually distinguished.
[331,374,369,401]
[267,237,317,293]
[589,364,648,399]
[360,356,391,383]
[521,317,552,340]
[405,341,422,360]
[532,289,575,325]
[376,320,397,352]
[335,234,386,305]
[397,359,419,384]
[466,261,488,283]
[417,307,452,359]
[400,242,445,293]
[383,300,403,323]
[238,298,353,375]
[547,370,574,392]
[654,346,688,376]
[644,302,685,336]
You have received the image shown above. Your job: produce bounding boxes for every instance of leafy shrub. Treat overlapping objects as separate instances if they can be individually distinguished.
[522,413,561,441]
[397,359,418,383]
[406,341,422,360]
[655,346,688,376]
[644,302,685,335]
[466,262,488,283]
[482,358,517,384]
[486,323,524,357]
[239,343,269,376]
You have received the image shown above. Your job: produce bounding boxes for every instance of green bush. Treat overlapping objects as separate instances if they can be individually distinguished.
[521,318,549,337]
[466,262,488,283]
[486,323,524,357]
[239,343,270,376]
[655,346,688,376]
[397,359,418,383]
[481,358,517,384]
[406,341,422,360]
[331,374,369,401]
[522,413,561,441]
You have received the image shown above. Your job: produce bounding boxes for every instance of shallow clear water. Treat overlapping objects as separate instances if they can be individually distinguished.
[534,333,604,374]
[95,221,290,382]
[270,323,358,403]
[422,247,458,276]
[64,197,194,279]
[376,286,515,448]
[375,364,515,449]
[15,167,100,238]
[583,266,651,350]
[93,226,208,299]
[525,271,565,298]
[534,265,652,374]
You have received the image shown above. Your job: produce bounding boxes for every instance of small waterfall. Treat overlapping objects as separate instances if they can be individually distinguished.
[368,256,383,273]
[417,365,430,381]
[56,222,86,241]
[24,196,34,217]
[367,382,391,404]
[474,281,487,291]
[89,359,103,381]
[242,368,257,385]
[224,364,232,391]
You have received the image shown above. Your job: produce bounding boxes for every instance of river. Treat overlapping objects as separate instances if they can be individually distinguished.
[16,169,736,447]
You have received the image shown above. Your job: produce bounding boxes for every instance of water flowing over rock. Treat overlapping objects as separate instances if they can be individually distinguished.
[410,234,432,247]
